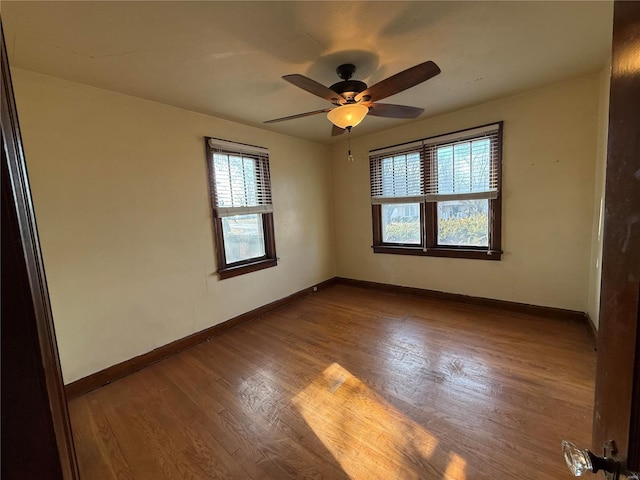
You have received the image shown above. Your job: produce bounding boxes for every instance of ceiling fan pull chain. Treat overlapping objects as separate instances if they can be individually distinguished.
[347,127,354,162]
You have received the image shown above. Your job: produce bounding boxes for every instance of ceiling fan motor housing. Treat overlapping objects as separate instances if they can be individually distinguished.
[330,63,368,103]
[329,80,368,102]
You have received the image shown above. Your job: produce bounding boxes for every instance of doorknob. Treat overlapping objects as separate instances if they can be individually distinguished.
[561,440,619,478]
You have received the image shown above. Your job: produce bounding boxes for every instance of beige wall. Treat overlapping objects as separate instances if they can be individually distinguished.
[586,65,611,329]
[13,68,335,383]
[13,67,606,383]
[331,74,601,312]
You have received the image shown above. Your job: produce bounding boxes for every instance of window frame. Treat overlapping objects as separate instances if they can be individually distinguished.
[205,137,277,279]
[370,122,503,261]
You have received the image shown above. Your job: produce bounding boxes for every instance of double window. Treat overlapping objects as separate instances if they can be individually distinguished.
[205,138,277,278]
[370,122,503,260]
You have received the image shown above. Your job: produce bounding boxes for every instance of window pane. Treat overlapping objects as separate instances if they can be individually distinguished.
[436,146,454,194]
[221,214,266,263]
[437,199,489,247]
[452,143,471,193]
[471,139,491,191]
[381,203,421,244]
[213,153,258,208]
[381,152,421,197]
[436,139,492,195]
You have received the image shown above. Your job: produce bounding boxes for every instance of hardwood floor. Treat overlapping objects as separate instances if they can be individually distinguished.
[68,284,596,479]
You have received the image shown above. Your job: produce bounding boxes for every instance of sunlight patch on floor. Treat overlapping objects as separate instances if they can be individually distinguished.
[444,452,467,479]
[292,362,466,480]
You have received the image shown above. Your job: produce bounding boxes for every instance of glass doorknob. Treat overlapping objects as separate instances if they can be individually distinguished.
[562,440,619,477]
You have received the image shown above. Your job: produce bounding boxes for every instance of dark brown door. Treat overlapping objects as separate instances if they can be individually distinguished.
[592,0,640,476]
[0,20,79,480]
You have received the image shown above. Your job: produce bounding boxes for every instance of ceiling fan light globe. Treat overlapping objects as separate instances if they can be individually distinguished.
[327,104,369,129]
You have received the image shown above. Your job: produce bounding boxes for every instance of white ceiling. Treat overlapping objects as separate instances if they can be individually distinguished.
[2,1,613,144]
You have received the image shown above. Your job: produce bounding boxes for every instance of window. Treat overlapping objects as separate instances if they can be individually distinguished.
[205,138,277,278]
[370,122,502,260]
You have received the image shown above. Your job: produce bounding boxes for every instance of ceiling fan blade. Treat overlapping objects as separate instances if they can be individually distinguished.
[263,108,332,124]
[367,103,424,119]
[331,124,346,136]
[355,61,441,103]
[283,74,345,104]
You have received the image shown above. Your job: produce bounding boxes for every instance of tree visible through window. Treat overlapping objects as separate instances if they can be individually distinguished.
[205,138,277,278]
[370,123,502,260]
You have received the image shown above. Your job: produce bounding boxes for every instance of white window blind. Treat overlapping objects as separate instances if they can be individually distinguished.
[369,145,424,204]
[207,138,272,217]
[369,123,501,204]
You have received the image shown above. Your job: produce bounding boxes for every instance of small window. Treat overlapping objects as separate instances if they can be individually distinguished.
[370,122,502,260]
[205,138,277,278]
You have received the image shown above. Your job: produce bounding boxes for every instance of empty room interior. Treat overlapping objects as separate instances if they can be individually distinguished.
[2,1,629,479]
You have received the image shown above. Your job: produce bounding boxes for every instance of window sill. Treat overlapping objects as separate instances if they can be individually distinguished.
[372,245,502,260]
[218,258,278,279]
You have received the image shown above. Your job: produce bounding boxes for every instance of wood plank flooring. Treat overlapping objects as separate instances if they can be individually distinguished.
[68,284,596,479]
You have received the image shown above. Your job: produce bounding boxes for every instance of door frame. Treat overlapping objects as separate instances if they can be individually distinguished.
[592,0,640,474]
[1,20,79,480]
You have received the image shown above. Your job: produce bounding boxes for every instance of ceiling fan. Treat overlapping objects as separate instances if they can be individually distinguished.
[264,61,441,136]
